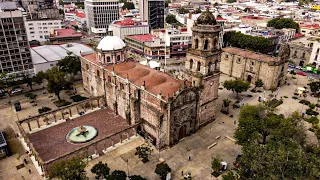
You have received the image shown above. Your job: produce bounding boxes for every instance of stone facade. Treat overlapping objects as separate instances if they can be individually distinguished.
[80,11,221,149]
[220,46,289,90]
[288,43,311,66]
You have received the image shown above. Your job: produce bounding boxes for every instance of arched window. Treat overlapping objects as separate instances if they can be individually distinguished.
[197,61,201,71]
[190,59,193,70]
[204,39,209,50]
[208,62,212,73]
[213,39,217,49]
[195,39,199,49]
[106,56,111,63]
[317,48,320,54]
[302,52,305,59]
[293,51,297,57]
[97,70,100,77]
[117,55,121,62]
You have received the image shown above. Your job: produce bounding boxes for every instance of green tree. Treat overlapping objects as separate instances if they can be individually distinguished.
[129,175,147,180]
[267,18,300,33]
[33,71,46,85]
[49,157,88,180]
[135,146,151,162]
[234,104,283,145]
[107,170,127,180]
[222,170,239,180]
[57,52,81,80]
[308,81,320,96]
[234,107,320,179]
[59,9,64,15]
[122,2,135,10]
[45,67,70,100]
[211,157,222,173]
[165,0,171,8]
[290,69,296,78]
[177,7,189,14]
[223,31,272,54]
[165,14,178,24]
[254,79,264,89]
[194,8,202,14]
[243,7,250,12]
[227,0,236,3]
[21,72,33,91]
[155,163,171,180]
[213,2,219,7]
[91,161,110,179]
[223,79,250,98]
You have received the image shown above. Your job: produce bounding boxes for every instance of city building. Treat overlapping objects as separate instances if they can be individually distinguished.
[0,2,33,75]
[288,37,312,67]
[49,28,82,42]
[125,34,169,59]
[300,24,320,36]
[24,19,63,42]
[85,0,119,36]
[80,10,222,149]
[153,26,192,58]
[0,131,10,158]
[220,46,289,89]
[139,0,165,29]
[19,0,60,20]
[108,18,149,40]
[31,43,94,73]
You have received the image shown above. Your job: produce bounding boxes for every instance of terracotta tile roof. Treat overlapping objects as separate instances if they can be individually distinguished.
[76,12,85,18]
[27,108,133,162]
[50,29,82,38]
[105,61,184,99]
[222,47,276,62]
[300,24,320,29]
[82,53,185,100]
[126,34,158,42]
[114,18,135,26]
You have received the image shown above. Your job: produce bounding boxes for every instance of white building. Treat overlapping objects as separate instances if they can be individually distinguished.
[25,19,63,42]
[31,43,94,73]
[85,0,119,36]
[108,18,149,40]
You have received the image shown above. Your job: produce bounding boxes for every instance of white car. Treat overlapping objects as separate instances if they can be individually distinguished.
[295,66,302,70]
[288,64,295,68]
[288,68,293,72]
[10,88,22,94]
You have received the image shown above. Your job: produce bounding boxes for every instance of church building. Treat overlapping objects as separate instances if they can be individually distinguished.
[80,10,222,149]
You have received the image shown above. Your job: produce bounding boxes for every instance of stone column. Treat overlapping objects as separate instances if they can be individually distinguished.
[111,139,114,147]
[69,109,72,117]
[119,134,122,143]
[61,111,65,119]
[90,101,93,110]
[53,114,57,122]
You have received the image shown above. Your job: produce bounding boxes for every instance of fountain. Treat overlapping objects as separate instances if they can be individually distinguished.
[66,125,98,143]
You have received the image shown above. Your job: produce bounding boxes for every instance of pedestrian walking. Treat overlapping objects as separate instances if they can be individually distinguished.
[28,169,31,174]
[188,156,191,161]
[23,159,27,164]
[181,171,184,176]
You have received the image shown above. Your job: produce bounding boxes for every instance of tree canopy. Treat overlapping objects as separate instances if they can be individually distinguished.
[194,8,202,14]
[267,18,300,33]
[165,0,171,8]
[166,14,178,24]
[234,105,320,179]
[122,2,135,10]
[155,163,171,180]
[223,31,273,54]
[57,52,81,80]
[45,67,71,100]
[254,79,264,88]
[223,79,250,98]
[91,161,110,179]
[177,7,189,14]
[49,157,88,180]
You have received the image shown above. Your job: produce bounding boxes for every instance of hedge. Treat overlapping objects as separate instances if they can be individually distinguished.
[38,106,52,114]
[71,95,88,102]
[299,100,311,105]
[54,100,72,107]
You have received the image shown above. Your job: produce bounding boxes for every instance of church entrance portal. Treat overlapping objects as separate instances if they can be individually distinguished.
[178,125,187,140]
[247,75,252,83]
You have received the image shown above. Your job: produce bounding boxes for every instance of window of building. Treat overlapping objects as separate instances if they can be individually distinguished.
[237,58,241,63]
[44,31,48,33]
[29,27,34,30]
[197,61,201,71]
[251,61,254,66]
[204,39,209,50]
[208,62,212,73]
[250,66,253,72]
[195,39,198,49]
[28,23,33,26]
[117,55,121,62]
[302,52,305,59]
[106,56,111,62]
[37,23,41,26]
[86,64,89,70]
[97,70,100,77]
[30,31,35,34]
[38,27,42,29]
[43,27,47,29]
[40,35,43,38]
[190,59,193,70]
[48,23,52,25]
[44,35,49,39]
[225,54,228,59]
[42,23,47,25]
[54,22,59,25]
[281,66,284,72]
[39,31,42,33]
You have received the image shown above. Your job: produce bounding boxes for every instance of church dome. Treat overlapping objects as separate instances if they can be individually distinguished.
[97,36,126,51]
[196,9,217,25]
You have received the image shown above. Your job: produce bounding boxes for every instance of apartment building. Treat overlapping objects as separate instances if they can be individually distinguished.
[140,0,165,29]
[85,0,119,36]
[0,2,33,75]
[24,19,63,42]
[108,18,149,39]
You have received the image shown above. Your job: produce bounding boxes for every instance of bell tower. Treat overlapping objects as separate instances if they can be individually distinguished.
[184,9,221,127]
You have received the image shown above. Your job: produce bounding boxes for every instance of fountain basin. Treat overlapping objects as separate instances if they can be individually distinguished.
[66,125,98,144]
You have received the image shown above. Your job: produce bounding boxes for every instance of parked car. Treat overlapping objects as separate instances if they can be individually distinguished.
[10,88,22,94]
[288,64,295,68]
[297,71,306,76]
[220,161,228,172]
[295,66,302,70]
[288,68,293,72]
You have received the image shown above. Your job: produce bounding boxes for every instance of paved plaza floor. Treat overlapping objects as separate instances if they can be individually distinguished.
[0,74,319,179]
